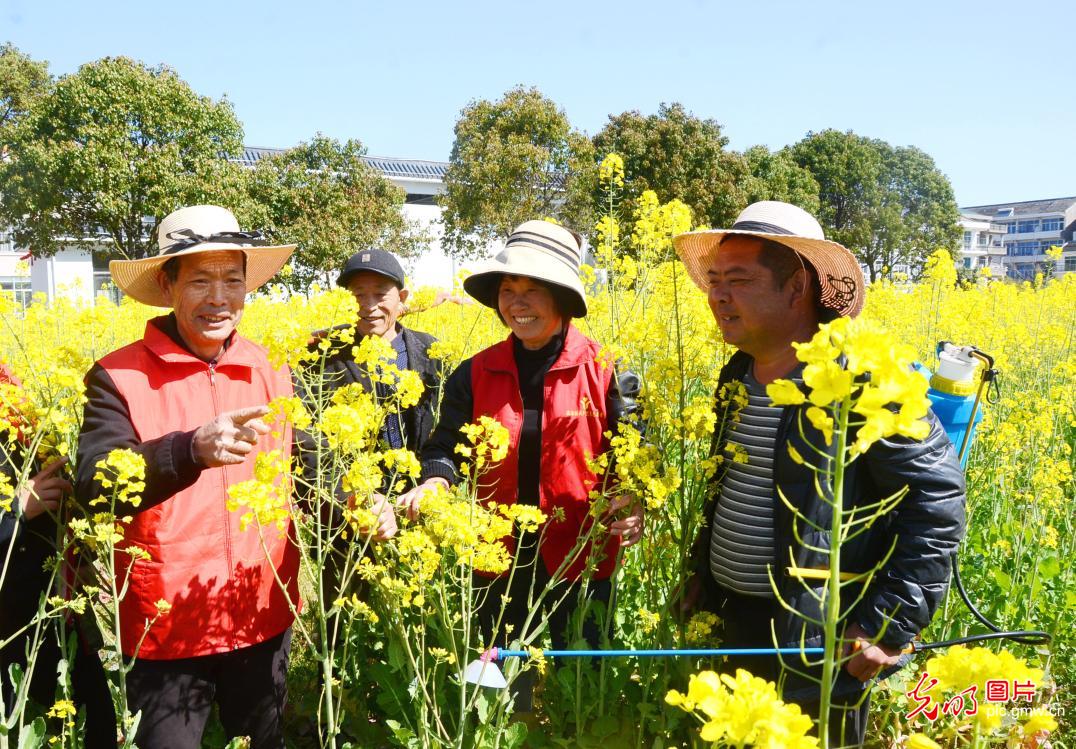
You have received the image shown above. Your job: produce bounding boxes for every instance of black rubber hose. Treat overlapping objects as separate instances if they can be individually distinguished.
[939,554,1052,648]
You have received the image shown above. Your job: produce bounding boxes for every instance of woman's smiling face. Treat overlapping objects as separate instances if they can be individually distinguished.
[497,275,565,350]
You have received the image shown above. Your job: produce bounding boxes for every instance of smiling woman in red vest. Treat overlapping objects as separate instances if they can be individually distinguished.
[75,206,299,749]
[399,220,643,710]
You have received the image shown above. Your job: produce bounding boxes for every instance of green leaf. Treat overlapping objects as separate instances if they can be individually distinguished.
[16,718,45,749]
[387,638,406,671]
[590,714,619,739]
[1039,555,1061,580]
[503,721,528,749]
[475,690,490,723]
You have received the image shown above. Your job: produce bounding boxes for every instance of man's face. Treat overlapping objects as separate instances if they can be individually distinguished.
[158,251,246,360]
[706,237,801,355]
[347,271,407,339]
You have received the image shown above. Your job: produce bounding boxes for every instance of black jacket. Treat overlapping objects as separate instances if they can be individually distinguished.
[295,324,442,502]
[693,351,966,655]
[0,443,58,646]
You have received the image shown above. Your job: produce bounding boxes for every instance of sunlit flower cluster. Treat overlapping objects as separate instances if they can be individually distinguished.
[767,317,931,456]
[922,646,1045,733]
[91,448,146,508]
[666,668,818,748]
[599,153,625,188]
[414,482,513,575]
[455,415,510,473]
[226,449,293,533]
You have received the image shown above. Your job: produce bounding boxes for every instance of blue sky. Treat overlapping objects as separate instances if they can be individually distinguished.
[3,0,1073,207]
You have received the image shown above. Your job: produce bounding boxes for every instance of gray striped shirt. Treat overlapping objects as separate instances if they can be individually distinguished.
[709,370,790,598]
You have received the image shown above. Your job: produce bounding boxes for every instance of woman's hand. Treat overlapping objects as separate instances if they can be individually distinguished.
[396,477,449,521]
[19,457,71,520]
[348,492,398,541]
[604,494,644,548]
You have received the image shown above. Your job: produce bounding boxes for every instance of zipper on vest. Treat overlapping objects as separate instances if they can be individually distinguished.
[207,360,238,650]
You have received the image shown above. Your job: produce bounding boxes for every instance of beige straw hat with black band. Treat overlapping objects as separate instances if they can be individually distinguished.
[109,205,296,308]
[673,201,865,318]
[463,220,588,318]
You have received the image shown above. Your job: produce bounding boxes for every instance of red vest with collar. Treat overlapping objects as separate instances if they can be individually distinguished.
[470,324,620,581]
[98,318,299,659]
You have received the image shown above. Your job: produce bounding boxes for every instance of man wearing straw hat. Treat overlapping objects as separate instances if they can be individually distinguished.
[675,201,965,746]
[75,205,299,748]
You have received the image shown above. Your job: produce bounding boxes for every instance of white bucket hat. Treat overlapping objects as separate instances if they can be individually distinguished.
[109,205,296,308]
[673,201,865,318]
[463,220,588,318]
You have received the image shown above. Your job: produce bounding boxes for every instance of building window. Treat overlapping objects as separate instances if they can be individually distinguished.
[977,233,988,246]
[963,257,972,269]
[1005,222,1017,233]
[404,193,438,206]
[1017,220,1039,233]
[0,276,32,309]
[978,256,988,267]
[963,230,972,248]
[1041,218,1063,232]
[1041,240,1060,253]
[93,271,123,305]
[1066,256,1076,272]
[1009,263,1037,280]
[1007,241,1039,256]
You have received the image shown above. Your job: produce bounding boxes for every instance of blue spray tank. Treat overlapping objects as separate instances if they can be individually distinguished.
[914,342,997,468]
[916,346,1046,653]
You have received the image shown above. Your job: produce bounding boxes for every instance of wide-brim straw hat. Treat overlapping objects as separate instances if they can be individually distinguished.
[673,201,865,318]
[463,220,588,318]
[109,205,295,308]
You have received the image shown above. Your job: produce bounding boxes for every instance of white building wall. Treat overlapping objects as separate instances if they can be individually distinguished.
[957,216,1007,276]
[0,251,25,276]
[393,175,498,290]
[29,247,95,306]
[399,203,494,290]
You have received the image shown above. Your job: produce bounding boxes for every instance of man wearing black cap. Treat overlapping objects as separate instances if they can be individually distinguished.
[295,248,442,540]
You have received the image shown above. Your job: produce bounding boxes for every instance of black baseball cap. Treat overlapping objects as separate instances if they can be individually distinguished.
[336,248,407,289]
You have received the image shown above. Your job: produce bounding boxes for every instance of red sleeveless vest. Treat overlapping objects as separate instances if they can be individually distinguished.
[470,325,620,581]
[97,319,299,659]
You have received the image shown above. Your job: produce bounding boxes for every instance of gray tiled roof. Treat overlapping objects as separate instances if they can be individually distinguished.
[236,146,448,180]
[960,197,1076,217]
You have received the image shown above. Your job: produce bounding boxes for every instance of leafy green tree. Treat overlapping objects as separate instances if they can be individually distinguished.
[440,86,595,259]
[244,135,423,291]
[741,145,820,215]
[0,42,51,144]
[789,129,959,282]
[879,144,962,281]
[788,129,883,257]
[0,56,246,259]
[592,102,744,231]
